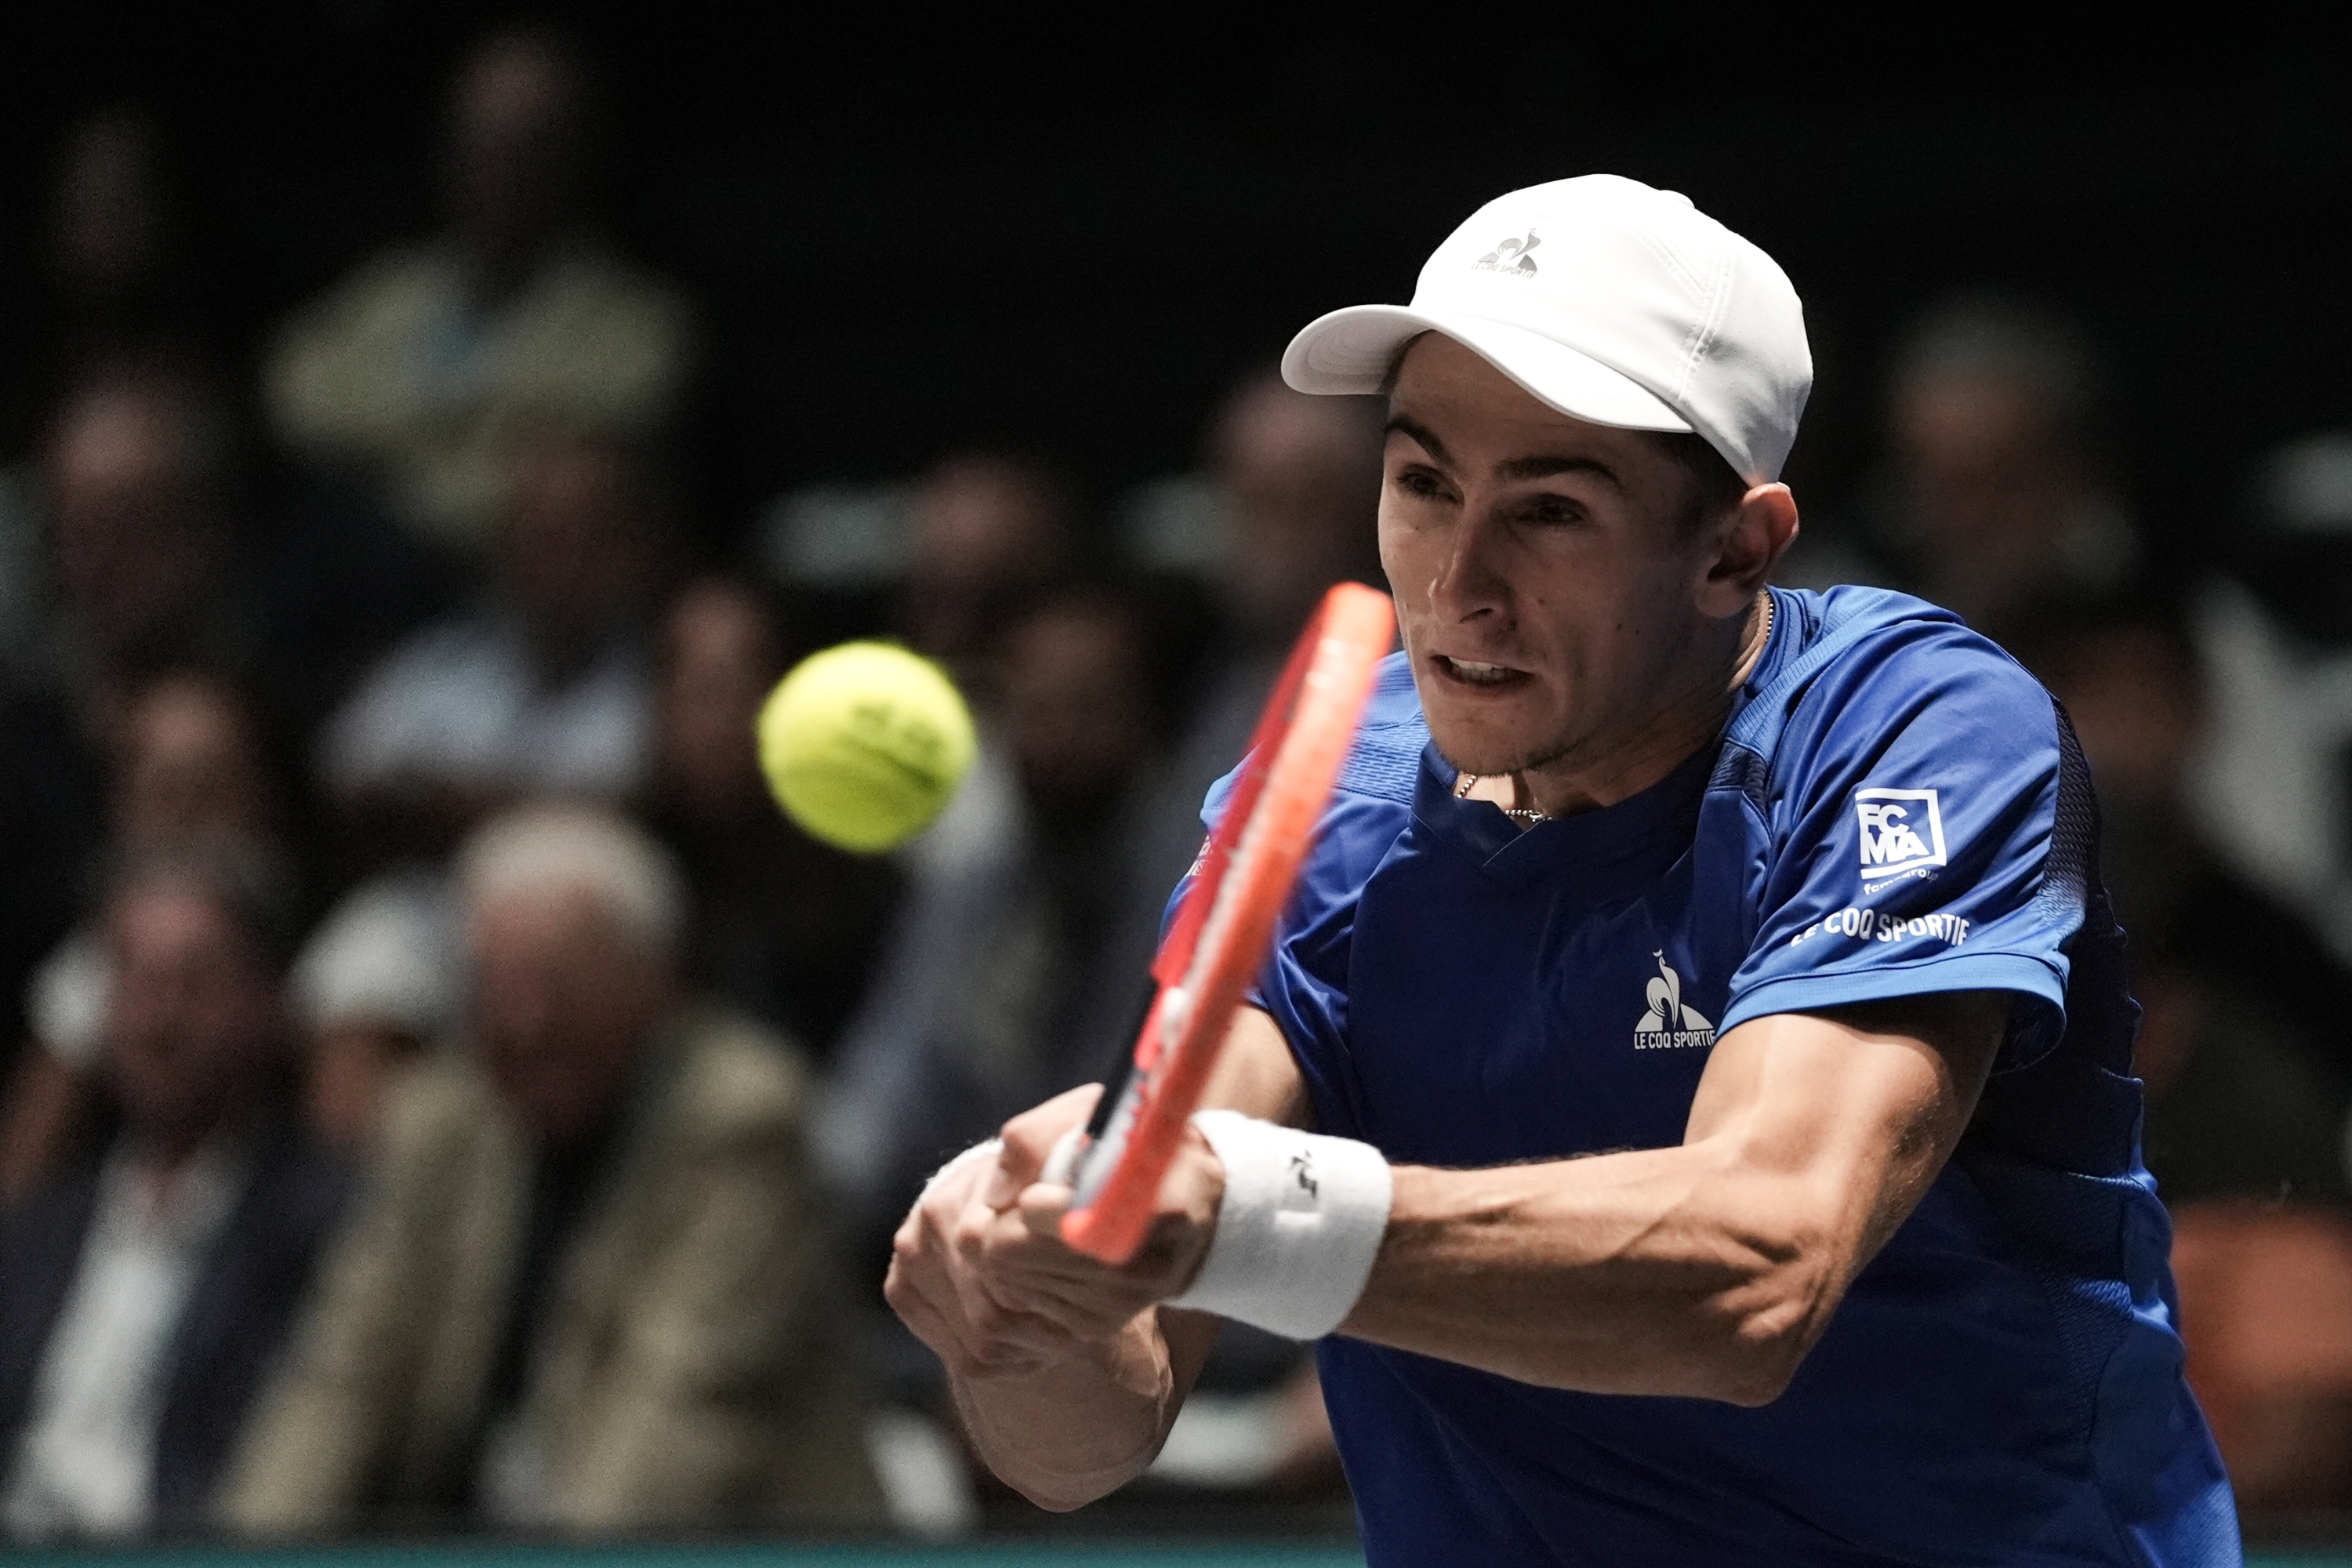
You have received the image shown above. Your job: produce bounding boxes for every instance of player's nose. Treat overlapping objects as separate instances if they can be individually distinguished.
[1427,510,1512,625]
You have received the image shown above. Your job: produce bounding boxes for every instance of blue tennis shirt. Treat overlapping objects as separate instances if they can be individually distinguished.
[1196,586,2237,1567]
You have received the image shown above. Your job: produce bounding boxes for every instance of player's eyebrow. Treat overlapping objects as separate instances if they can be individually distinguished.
[1386,415,1624,491]
[1496,453,1624,489]
[1385,414,1451,466]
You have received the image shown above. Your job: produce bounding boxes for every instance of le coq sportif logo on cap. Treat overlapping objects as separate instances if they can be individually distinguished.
[1473,230,1541,275]
[1856,788,1947,880]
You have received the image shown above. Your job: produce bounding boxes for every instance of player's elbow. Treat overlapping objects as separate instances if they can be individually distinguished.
[1660,1157,1858,1406]
[1704,1312,1815,1407]
[975,1428,1163,1514]
[989,1450,1157,1514]
[1005,1475,1112,1514]
[1692,1238,1844,1406]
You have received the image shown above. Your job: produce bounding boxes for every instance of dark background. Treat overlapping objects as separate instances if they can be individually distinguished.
[5,4,2347,562]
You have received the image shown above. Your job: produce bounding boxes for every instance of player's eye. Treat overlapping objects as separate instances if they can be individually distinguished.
[1391,465,1450,501]
[1513,492,1585,528]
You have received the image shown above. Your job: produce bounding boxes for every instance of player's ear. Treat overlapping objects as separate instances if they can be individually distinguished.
[1697,484,1798,615]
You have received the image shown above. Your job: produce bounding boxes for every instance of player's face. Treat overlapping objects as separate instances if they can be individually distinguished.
[1379,332,1734,791]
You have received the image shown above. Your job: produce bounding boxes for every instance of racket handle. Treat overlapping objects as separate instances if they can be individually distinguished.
[1062,1184,1147,1263]
[1039,1127,1086,1187]
[1065,985,1183,1207]
[1082,975,1163,1142]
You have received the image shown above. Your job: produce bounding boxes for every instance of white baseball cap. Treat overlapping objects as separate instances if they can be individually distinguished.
[1282,175,1812,483]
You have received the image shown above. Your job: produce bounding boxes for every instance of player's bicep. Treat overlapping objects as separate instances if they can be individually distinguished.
[1688,990,2007,1270]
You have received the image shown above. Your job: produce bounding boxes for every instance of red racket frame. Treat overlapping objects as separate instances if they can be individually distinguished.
[1060,582,1396,1265]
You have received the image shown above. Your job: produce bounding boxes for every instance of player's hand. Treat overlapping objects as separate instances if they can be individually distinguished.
[885,1083,1226,1381]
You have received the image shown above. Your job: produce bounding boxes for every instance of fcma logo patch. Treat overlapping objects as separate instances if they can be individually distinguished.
[1856,789,1947,878]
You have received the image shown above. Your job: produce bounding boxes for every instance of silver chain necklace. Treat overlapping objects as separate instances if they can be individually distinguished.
[1454,770,1545,826]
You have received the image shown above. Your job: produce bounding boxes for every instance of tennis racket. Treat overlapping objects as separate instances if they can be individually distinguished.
[1056,581,1396,1265]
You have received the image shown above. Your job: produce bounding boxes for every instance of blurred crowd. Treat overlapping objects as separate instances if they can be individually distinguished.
[5,24,2352,1544]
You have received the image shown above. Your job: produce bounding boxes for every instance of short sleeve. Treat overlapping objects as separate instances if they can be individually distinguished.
[1718,622,2087,1071]
[1247,787,1414,1090]
[1160,657,1424,1127]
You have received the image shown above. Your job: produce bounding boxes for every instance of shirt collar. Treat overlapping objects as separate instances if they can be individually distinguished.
[93,1134,251,1256]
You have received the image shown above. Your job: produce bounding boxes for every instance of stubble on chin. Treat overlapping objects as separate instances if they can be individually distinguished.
[1425,704,1582,783]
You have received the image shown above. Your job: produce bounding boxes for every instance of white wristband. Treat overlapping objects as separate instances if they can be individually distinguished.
[1163,1110,1392,1341]
[922,1138,1002,1196]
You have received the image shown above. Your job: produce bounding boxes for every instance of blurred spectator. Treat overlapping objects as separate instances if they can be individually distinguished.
[0,106,213,466]
[641,578,902,1058]
[263,27,695,555]
[18,352,430,758]
[2,670,303,1206]
[818,583,1171,1259]
[225,806,881,1534]
[1204,370,1386,652]
[1149,370,1380,799]
[2,348,445,1047]
[110,673,284,848]
[1120,371,1384,978]
[2,114,213,905]
[319,429,671,865]
[285,873,459,1156]
[4,329,455,746]
[2016,595,2352,1203]
[895,452,1073,678]
[2185,431,2352,967]
[2,355,296,1055]
[0,842,348,1540]
[1794,294,2137,647]
[20,359,246,737]
[295,426,673,1152]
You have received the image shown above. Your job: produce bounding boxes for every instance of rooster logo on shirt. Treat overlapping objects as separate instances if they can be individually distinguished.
[1634,952,1715,1048]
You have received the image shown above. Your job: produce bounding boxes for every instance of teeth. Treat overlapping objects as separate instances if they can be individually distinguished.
[1444,656,1515,684]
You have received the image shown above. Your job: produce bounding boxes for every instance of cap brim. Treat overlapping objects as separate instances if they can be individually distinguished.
[1282,305,1690,434]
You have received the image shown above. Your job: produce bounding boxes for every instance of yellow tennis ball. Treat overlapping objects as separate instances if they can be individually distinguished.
[756,641,976,854]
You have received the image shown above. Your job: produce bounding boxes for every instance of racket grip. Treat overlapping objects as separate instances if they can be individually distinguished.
[1062,1186,1147,1263]
[1040,1127,1085,1187]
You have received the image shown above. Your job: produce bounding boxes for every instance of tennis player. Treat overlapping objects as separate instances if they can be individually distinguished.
[887,176,2237,1565]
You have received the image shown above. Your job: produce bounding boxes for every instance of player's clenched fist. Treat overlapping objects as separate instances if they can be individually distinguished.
[884,1084,1225,1378]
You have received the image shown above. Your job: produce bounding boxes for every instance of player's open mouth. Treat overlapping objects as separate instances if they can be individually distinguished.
[1432,654,1530,689]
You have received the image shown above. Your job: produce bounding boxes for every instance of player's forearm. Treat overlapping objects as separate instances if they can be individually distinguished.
[1335,1000,1994,1403]
[1341,1139,1849,1405]
[948,1310,1178,1511]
